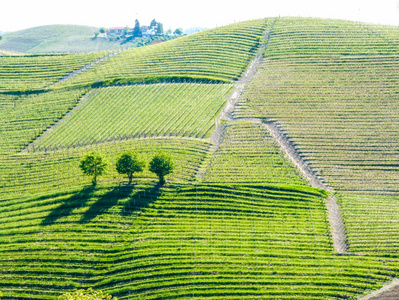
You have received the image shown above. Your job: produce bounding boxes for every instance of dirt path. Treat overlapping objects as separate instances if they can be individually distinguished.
[208,17,348,254]
[210,20,276,144]
[360,279,399,299]
[261,120,347,253]
[49,51,120,88]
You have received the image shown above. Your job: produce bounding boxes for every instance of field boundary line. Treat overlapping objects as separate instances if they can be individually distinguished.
[210,19,277,142]
[261,120,347,254]
[48,51,121,88]
[21,90,98,153]
[206,16,348,254]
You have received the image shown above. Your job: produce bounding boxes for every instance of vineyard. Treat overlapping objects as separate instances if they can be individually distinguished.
[237,16,399,271]
[203,121,308,185]
[2,16,399,299]
[54,18,273,87]
[0,52,110,92]
[34,83,233,150]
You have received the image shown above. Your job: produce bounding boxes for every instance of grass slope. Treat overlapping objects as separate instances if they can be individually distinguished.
[0,52,109,92]
[237,17,399,194]
[55,18,272,87]
[34,83,233,150]
[3,182,398,299]
[235,17,399,281]
[0,25,137,53]
[3,17,399,300]
[203,121,308,185]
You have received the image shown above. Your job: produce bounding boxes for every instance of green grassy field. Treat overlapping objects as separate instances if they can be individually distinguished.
[235,17,399,286]
[203,121,308,185]
[3,182,399,299]
[0,25,151,53]
[2,17,399,300]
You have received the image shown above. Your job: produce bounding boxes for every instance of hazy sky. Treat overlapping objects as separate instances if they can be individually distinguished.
[1,0,399,32]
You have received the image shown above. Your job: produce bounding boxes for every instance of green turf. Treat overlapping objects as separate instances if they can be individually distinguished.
[2,183,398,300]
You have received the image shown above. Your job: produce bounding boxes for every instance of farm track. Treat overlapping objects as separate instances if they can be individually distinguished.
[208,17,348,254]
[360,279,399,300]
[48,51,121,88]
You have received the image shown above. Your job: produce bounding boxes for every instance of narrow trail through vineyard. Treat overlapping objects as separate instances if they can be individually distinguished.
[49,52,120,88]
[207,17,348,254]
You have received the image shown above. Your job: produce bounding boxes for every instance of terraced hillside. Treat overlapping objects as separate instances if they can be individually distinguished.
[0,52,110,92]
[237,17,399,194]
[55,18,272,87]
[0,25,153,53]
[2,17,399,300]
[236,17,399,277]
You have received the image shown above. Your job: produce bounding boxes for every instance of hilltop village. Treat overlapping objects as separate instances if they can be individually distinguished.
[93,19,184,43]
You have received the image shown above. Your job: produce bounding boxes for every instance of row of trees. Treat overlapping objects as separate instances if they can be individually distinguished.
[79,151,174,186]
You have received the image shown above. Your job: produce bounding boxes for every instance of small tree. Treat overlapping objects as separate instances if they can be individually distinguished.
[174,28,183,36]
[123,26,129,37]
[79,152,107,186]
[156,22,164,35]
[133,19,142,37]
[59,288,116,300]
[149,152,174,185]
[116,150,145,184]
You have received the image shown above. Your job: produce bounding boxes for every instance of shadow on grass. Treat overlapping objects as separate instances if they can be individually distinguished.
[122,184,161,216]
[80,184,135,223]
[41,185,95,225]
[41,183,163,226]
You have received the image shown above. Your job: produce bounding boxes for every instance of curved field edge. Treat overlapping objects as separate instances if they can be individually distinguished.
[32,83,233,151]
[2,182,398,300]
[53,18,273,88]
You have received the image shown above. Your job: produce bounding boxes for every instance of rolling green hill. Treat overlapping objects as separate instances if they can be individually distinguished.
[0,25,157,54]
[2,17,399,300]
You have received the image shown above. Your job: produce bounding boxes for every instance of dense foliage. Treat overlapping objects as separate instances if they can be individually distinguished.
[79,152,108,185]
[115,150,145,184]
[149,151,174,184]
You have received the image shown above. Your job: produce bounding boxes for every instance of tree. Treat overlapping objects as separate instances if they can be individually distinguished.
[133,19,142,37]
[116,151,145,184]
[156,22,164,35]
[174,28,183,36]
[150,19,158,30]
[79,152,107,186]
[150,19,163,35]
[59,288,116,300]
[149,152,174,185]
[123,26,129,36]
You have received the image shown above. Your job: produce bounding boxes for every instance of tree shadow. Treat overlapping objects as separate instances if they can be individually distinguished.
[80,184,135,224]
[41,185,95,225]
[122,184,162,216]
